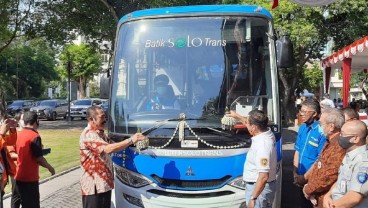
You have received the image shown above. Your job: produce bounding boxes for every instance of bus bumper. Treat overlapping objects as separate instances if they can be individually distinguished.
[111,176,246,208]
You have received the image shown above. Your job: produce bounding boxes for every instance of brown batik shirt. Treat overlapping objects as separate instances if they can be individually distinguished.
[304,132,346,207]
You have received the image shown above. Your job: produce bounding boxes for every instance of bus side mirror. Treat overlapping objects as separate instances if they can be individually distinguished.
[276,34,294,68]
[100,76,110,99]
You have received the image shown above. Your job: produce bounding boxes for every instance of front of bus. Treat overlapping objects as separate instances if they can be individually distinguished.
[109,5,282,208]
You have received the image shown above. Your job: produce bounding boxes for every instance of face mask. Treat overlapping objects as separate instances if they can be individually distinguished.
[304,114,315,125]
[338,136,354,149]
[156,86,167,96]
[318,124,325,135]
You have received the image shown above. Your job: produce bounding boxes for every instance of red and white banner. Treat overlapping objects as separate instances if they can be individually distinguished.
[322,36,368,68]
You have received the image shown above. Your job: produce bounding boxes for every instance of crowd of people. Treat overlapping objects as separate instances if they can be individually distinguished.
[1,97,368,208]
[293,99,368,208]
[0,111,55,208]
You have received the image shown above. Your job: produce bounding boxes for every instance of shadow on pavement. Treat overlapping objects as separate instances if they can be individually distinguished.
[281,149,303,208]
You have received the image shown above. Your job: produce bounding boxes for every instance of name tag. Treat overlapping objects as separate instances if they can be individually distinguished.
[308,141,318,147]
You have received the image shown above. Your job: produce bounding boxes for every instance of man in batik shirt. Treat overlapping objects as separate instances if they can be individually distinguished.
[80,106,147,208]
[303,108,346,207]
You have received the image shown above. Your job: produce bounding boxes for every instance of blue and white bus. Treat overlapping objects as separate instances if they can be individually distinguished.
[105,5,292,208]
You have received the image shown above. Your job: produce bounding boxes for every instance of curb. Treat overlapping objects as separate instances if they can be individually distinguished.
[3,166,80,200]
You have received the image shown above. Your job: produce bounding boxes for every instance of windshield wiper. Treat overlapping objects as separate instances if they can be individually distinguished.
[205,127,233,138]
[141,117,205,136]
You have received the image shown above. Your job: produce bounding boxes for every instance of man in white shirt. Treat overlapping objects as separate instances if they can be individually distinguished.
[228,110,277,208]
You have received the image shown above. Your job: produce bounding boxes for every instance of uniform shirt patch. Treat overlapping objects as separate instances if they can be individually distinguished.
[311,136,319,142]
[357,172,368,184]
[308,141,318,147]
[261,158,268,167]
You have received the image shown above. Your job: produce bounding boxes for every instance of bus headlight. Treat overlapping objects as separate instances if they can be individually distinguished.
[114,165,152,188]
[228,176,245,190]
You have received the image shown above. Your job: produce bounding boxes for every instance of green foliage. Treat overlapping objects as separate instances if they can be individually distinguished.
[88,82,100,98]
[58,44,102,98]
[26,0,222,48]
[351,71,367,88]
[0,38,58,99]
[299,62,323,93]
[324,0,368,49]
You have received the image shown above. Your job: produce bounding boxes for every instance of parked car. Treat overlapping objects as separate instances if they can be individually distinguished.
[30,99,68,121]
[6,100,34,117]
[68,99,102,120]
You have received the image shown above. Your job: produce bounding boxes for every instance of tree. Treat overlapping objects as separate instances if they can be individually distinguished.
[0,38,58,99]
[26,0,221,47]
[299,62,323,94]
[0,0,34,53]
[58,44,102,98]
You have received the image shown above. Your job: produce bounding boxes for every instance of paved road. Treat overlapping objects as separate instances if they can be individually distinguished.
[3,120,300,208]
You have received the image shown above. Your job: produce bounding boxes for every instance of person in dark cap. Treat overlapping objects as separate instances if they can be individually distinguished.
[146,74,180,110]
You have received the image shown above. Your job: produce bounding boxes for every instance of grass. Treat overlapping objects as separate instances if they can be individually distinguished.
[38,128,81,179]
[4,128,81,193]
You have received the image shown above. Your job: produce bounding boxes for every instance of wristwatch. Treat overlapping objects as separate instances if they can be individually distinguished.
[250,196,257,200]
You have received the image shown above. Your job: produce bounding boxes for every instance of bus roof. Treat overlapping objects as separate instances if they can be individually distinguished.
[119,5,272,24]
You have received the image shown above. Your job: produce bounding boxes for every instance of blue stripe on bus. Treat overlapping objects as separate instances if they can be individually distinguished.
[119,5,272,24]
[112,134,282,191]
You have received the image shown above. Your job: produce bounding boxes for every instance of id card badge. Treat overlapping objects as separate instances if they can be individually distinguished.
[340,180,347,193]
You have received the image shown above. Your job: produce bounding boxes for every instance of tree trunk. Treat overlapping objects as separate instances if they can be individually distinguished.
[359,78,368,99]
[279,68,294,126]
[278,45,310,127]
[77,76,86,99]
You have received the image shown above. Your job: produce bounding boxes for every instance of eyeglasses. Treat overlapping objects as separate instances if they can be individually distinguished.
[346,118,357,122]
[299,110,315,115]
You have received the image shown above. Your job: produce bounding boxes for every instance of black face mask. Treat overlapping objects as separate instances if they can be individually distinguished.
[304,114,315,126]
[338,136,354,149]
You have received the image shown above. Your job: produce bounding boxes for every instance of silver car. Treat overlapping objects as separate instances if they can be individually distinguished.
[68,99,102,120]
[30,99,68,121]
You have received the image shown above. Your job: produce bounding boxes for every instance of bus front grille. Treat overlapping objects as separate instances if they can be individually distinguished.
[151,175,231,189]
[146,190,234,198]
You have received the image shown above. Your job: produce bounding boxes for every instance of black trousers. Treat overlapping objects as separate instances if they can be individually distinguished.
[298,187,314,208]
[11,180,40,208]
[82,190,111,208]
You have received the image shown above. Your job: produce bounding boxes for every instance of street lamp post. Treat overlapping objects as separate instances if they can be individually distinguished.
[67,58,72,122]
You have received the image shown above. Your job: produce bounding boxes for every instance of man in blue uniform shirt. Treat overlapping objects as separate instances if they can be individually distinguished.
[293,99,327,208]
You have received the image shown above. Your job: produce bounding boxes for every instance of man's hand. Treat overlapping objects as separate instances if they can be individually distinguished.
[0,119,9,136]
[48,166,56,176]
[293,174,307,187]
[131,133,148,144]
[247,199,255,208]
[310,196,317,206]
[303,184,310,199]
[323,192,335,208]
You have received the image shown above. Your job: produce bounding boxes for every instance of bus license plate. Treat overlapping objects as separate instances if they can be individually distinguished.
[181,140,198,148]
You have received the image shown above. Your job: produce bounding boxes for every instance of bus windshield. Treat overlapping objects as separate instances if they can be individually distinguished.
[110,16,277,136]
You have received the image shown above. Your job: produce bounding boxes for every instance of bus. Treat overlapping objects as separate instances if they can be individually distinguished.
[103,4,293,208]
